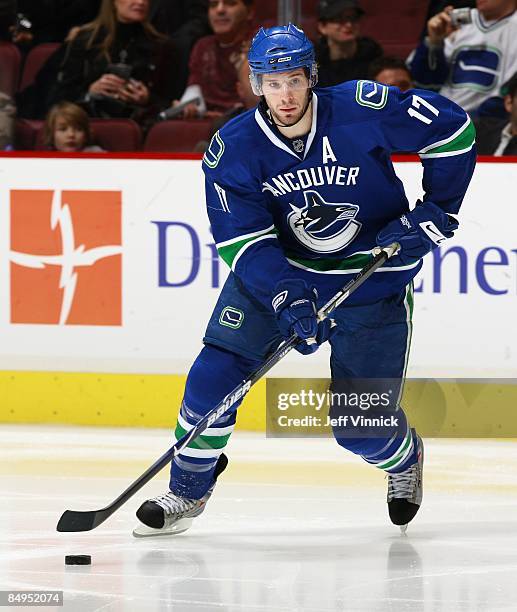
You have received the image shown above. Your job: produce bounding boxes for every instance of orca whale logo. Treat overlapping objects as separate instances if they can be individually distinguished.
[287,190,361,253]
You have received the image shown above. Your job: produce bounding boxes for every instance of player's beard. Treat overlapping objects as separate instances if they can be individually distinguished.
[269,91,311,128]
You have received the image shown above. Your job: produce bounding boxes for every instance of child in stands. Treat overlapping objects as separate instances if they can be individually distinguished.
[43,101,104,152]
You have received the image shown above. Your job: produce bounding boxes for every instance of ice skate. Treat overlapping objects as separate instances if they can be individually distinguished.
[133,454,227,537]
[132,489,212,537]
[387,430,423,531]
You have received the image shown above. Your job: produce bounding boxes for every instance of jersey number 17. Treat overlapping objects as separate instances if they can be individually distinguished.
[407,95,440,125]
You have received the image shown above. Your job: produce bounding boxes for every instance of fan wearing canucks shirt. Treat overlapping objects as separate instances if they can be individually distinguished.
[133,24,476,537]
[409,0,517,113]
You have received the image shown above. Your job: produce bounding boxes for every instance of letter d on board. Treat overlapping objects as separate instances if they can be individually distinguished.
[152,221,200,287]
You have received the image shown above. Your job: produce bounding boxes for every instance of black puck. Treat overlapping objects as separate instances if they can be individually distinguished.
[65,555,91,566]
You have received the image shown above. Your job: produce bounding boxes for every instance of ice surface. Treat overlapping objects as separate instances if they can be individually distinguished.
[1,425,517,611]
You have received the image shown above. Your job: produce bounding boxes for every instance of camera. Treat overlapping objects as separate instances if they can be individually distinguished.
[11,12,32,41]
[106,63,132,81]
[450,8,473,27]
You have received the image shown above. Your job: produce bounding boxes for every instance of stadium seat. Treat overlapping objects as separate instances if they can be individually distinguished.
[253,0,278,25]
[301,0,427,60]
[18,43,61,91]
[25,118,142,151]
[0,42,21,97]
[144,120,213,152]
[301,16,319,42]
[360,0,427,60]
[89,119,142,151]
[14,119,42,150]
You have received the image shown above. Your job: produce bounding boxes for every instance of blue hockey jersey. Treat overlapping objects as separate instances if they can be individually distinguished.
[202,80,476,306]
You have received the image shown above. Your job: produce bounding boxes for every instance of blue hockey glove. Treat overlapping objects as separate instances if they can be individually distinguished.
[376,200,459,266]
[272,279,336,355]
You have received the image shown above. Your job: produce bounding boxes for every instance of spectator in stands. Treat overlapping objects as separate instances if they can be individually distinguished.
[315,0,383,88]
[422,1,476,38]
[43,101,104,151]
[173,0,255,119]
[3,1,102,47]
[475,72,517,154]
[193,58,259,151]
[369,56,414,91]
[52,0,103,42]
[47,0,181,124]
[150,0,210,93]
[0,0,15,39]
[0,91,15,149]
[409,0,517,114]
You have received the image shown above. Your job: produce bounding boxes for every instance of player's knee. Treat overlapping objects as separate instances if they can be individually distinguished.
[196,344,262,378]
[328,378,402,454]
[331,402,408,457]
[183,344,261,418]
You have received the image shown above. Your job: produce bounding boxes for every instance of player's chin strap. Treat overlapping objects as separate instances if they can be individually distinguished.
[260,90,313,130]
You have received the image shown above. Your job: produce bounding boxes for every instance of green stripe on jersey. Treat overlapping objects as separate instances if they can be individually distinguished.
[286,252,422,274]
[217,228,278,267]
[174,423,232,450]
[422,119,475,156]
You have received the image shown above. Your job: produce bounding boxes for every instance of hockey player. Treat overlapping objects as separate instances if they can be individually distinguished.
[134,24,476,537]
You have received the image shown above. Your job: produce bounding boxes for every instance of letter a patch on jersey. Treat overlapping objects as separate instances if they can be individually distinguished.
[355,80,389,110]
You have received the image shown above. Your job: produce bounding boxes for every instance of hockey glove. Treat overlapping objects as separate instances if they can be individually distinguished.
[376,200,459,266]
[272,279,336,355]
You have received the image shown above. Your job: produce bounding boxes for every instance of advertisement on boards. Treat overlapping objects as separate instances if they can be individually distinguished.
[0,157,514,377]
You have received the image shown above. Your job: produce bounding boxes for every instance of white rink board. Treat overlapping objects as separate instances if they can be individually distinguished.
[0,157,515,377]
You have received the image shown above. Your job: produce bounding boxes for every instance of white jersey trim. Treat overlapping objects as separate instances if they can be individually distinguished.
[418,116,472,154]
[419,143,474,159]
[286,257,421,274]
[232,234,278,271]
[474,8,516,33]
[303,92,318,160]
[254,92,319,161]
[216,225,276,249]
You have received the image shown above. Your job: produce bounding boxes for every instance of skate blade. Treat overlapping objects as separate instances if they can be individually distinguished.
[399,524,408,535]
[132,518,193,538]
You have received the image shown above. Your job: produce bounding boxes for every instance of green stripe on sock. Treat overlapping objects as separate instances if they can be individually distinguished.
[375,429,412,471]
[174,423,232,450]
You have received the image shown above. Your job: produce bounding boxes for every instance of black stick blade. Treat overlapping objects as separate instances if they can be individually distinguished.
[57,509,108,532]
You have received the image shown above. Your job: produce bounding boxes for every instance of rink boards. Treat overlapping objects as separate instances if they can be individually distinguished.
[0,154,515,434]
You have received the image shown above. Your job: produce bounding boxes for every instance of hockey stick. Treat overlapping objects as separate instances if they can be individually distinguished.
[56,243,399,532]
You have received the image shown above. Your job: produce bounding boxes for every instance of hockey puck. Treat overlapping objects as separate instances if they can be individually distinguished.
[65,555,91,566]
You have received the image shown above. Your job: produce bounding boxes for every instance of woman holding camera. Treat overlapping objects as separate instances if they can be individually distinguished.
[49,0,181,123]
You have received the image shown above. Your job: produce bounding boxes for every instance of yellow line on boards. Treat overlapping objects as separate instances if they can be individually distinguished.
[1,372,517,437]
[0,371,266,431]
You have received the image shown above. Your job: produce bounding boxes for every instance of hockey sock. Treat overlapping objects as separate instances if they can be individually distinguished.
[334,407,417,474]
[169,344,261,499]
[362,416,418,474]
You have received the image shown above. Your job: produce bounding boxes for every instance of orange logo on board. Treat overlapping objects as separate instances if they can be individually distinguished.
[10,190,122,325]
